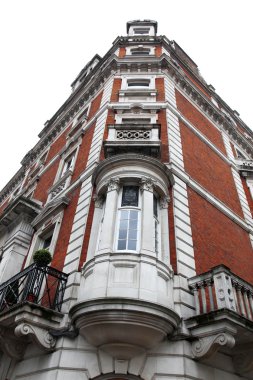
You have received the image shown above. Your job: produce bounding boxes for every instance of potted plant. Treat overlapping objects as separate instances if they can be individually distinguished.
[33,249,52,267]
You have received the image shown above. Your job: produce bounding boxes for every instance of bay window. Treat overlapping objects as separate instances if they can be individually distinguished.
[88,154,173,263]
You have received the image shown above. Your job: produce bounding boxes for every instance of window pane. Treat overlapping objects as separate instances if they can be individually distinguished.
[119,229,127,239]
[119,219,128,230]
[153,195,158,217]
[118,240,126,250]
[129,218,138,229]
[120,210,129,219]
[128,229,137,239]
[130,210,138,219]
[122,186,139,207]
[128,240,137,250]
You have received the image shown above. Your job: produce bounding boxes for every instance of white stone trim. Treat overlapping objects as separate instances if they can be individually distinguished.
[63,77,113,292]
[164,76,195,281]
[222,132,253,246]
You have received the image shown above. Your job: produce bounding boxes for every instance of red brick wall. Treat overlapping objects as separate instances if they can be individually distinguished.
[78,189,95,270]
[155,46,162,57]
[188,188,253,283]
[119,47,126,58]
[158,109,169,162]
[33,159,60,205]
[110,78,122,102]
[51,186,81,271]
[45,126,71,164]
[71,92,104,183]
[156,78,165,102]
[87,91,103,121]
[71,123,96,183]
[0,198,9,216]
[176,90,226,155]
[180,121,244,217]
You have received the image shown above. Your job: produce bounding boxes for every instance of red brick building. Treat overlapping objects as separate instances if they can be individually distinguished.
[0,20,253,380]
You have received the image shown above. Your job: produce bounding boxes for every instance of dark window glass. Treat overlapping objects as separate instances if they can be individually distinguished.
[122,186,139,207]
[43,235,52,250]
[131,49,150,56]
[128,81,149,87]
[153,195,158,217]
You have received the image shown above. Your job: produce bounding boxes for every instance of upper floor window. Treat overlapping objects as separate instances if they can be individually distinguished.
[117,186,140,252]
[133,27,150,35]
[127,79,150,88]
[61,153,75,177]
[130,48,151,56]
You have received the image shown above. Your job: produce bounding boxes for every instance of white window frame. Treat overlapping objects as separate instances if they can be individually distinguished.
[115,185,141,253]
[126,45,155,56]
[25,212,63,268]
[121,75,155,91]
[128,25,155,37]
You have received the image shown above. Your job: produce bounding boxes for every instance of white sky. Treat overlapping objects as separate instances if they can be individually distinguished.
[0,0,252,191]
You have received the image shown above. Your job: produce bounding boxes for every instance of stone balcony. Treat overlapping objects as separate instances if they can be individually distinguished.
[0,263,68,359]
[104,124,161,158]
[187,265,253,378]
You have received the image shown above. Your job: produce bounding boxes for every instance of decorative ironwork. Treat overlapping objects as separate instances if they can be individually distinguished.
[0,264,68,313]
[116,130,151,140]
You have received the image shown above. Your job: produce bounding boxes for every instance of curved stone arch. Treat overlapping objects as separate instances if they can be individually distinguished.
[92,373,145,380]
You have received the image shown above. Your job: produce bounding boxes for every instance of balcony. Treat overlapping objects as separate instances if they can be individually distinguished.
[104,124,161,158]
[0,264,68,359]
[187,265,253,377]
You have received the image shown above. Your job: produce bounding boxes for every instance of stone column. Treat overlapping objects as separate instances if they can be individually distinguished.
[140,177,156,256]
[97,177,120,254]
[160,195,170,263]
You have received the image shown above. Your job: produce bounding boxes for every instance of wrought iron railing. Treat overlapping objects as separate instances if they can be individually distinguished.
[0,264,68,313]
[188,265,253,320]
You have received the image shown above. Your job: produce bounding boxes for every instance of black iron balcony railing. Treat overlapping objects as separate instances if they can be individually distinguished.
[0,263,68,313]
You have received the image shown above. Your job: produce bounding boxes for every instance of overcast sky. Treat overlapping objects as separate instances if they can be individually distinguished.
[0,0,252,191]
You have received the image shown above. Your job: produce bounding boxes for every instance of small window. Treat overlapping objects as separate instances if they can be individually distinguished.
[133,27,150,35]
[37,228,54,253]
[131,48,150,56]
[61,154,75,177]
[122,118,151,124]
[122,186,139,207]
[117,186,140,252]
[127,79,150,88]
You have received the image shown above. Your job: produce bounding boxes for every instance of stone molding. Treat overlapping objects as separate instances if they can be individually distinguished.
[140,177,156,192]
[106,177,120,192]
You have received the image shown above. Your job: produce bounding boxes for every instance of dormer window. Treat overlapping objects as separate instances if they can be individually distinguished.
[127,79,150,88]
[133,27,150,35]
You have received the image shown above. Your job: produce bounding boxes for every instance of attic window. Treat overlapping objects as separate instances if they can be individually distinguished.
[122,118,151,124]
[133,27,150,35]
[127,79,150,87]
[131,48,150,56]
